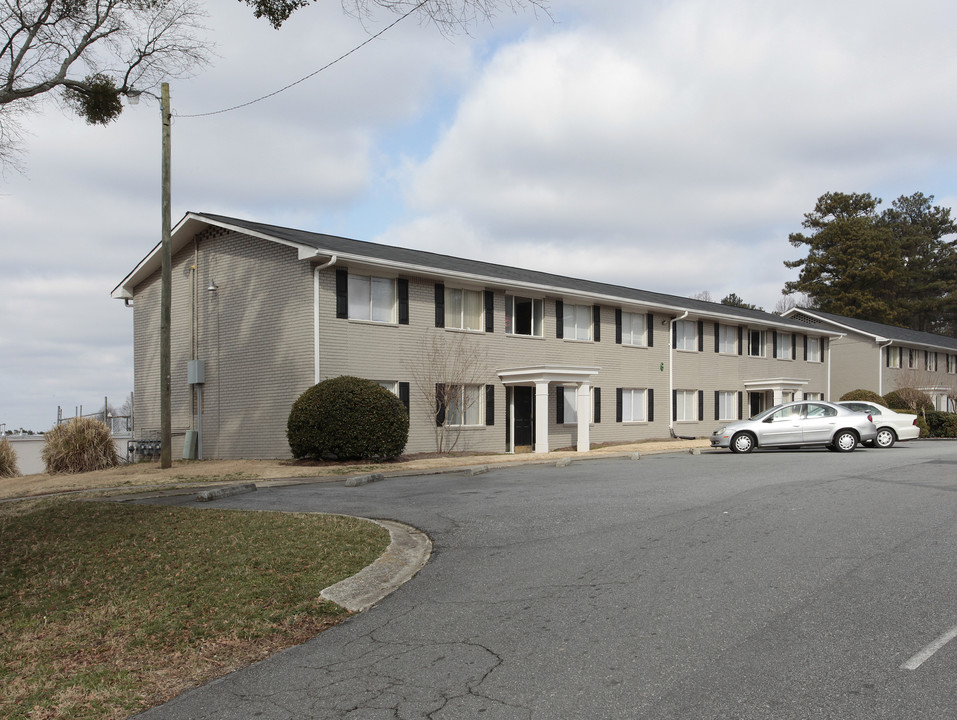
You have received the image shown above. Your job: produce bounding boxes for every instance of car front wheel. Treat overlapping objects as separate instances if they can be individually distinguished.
[730,432,755,454]
[874,427,896,449]
[832,429,858,452]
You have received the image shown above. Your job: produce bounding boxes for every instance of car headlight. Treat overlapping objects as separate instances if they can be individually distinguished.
[714,427,726,436]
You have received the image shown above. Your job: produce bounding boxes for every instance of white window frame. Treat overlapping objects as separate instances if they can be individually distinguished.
[675,320,697,351]
[748,329,766,358]
[675,390,696,422]
[446,287,484,331]
[807,336,822,363]
[717,324,736,354]
[622,388,647,422]
[348,274,395,323]
[805,392,824,401]
[716,391,736,421]
[563,303,592,341]
[446,384,483,427]
[377,381,398,395]
[506,295,544,337]
[621,311,647,347]
[888,347,902,369]
[925,351,937,372]
[908,349,919,369]
[776,332,793,360]
[948,355,957,374]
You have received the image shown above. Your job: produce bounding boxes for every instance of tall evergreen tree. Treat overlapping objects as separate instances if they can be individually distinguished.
[784,191,957,333]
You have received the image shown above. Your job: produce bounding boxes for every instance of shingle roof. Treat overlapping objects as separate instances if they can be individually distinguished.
[786,308,957,352]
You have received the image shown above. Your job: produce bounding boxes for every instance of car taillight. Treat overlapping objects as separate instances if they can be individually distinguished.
[913,418,919,425]
[867,414,873,422]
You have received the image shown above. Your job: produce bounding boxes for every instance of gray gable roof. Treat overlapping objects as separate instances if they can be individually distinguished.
[786,308,957,352]
[114,211,826,333]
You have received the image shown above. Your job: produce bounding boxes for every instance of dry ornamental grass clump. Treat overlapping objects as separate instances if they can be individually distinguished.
[41,418,120,474]
[0,437,20,478]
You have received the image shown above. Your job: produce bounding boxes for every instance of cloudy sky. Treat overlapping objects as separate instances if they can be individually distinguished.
[3,0,957,432]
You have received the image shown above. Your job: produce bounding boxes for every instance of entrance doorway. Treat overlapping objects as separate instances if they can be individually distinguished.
[513,386,534,453]
[749,391,766,418]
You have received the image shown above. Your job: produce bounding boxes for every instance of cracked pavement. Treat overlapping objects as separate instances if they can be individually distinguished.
[133,444,957,719]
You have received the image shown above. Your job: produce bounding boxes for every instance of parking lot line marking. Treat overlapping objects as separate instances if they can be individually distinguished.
[901,624,957,670]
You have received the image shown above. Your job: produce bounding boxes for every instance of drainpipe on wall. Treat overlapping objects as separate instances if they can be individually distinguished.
[313,255,338,384]
[669,311,689,438]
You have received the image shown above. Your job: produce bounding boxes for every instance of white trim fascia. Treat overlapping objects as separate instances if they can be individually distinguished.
[782,308,886,343]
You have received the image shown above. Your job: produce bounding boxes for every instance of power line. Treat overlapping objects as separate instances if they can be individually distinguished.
[176,1,428,119]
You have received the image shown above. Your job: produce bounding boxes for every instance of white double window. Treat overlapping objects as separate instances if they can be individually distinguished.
[446,288,483,331]
[806,336,822,363]
[348,274,395,323]
[716,391,736,421]
[748,329,766,357]
[621,312,647,346]
[717,324,737,354]
[675,320,697,351]
[445,385,483,426]
[776,332,793,360]
[506,295,544,337]
[675,390,697,421]
[563,304,592,341]
[622,389,646,422]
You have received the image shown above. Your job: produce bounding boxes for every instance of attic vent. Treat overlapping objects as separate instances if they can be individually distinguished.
[792,313,822,326]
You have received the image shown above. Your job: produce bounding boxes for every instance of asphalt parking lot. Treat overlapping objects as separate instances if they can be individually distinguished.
[134,442,957,719]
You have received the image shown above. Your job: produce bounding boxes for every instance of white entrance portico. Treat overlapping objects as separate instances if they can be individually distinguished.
[497,365,601,454]
[743,377,809,415]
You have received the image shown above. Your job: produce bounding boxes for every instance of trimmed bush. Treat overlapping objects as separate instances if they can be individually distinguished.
[924,411,957,438]
[41,418,120,474]
[0,437,20,478]
[839,389,885,404]
[287,376,409,461]
[883,388,933,413]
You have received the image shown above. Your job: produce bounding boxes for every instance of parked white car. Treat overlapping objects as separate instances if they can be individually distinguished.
[836,401,920,448]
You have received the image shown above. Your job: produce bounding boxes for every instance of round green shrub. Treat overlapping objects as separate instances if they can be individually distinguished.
[287,376,409,461]
[839,389,885,404]
[41,417,119,474]
[883,388,933,413]
[924,411,957,438]
[0,437,20,478]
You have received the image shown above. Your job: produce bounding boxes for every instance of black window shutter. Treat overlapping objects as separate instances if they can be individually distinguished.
[647,313,654,347]
[737,326,743,355]
[737,391,743,420]
[435,384,446,426]
[803,334,808,361]
[714,390,720,421]
[397,279,409,325]
[594,387,601,423]
[556,386,565,424]
[485,290,494,333]
[886,346,891,367]
[714,323,720,353]
[698,320,704,352]
[698,390,704,421]
[615,308,622,344]
[616,388,623,423]
[792,334,797,359]
[672,389,678,419]
[335,268,348,319]
[593,305,601,342]
[772,330,778,357]
[556,300,564,339]
[399,382,410,415]
[672,322,677,349]
[434,283,445,328]
[648,388,655,422]
[505,388,511,449]
[485,385,495,426]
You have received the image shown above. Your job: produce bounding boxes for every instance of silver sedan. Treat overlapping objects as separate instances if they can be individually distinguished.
[711,401,878,453]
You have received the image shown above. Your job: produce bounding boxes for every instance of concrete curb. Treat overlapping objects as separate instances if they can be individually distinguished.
[195,483,257,502]
[320,519,432,612]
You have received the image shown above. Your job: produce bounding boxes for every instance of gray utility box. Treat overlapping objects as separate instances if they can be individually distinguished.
[188,359,205,385]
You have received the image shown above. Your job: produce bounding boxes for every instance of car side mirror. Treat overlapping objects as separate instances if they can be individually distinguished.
[763,417,774,423]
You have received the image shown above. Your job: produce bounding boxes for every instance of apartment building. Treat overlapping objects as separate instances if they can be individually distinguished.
[113,213,836,458]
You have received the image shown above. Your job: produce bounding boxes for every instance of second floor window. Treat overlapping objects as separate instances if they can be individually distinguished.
[717,324,736,354]
[563,304,592,341]
[506,295,544,336]
[621,312,647,346]
[446,288,483,331]
[807,336,822,362]
[675,320,696,351]
[348,274,395,322]
[776,332,793,360]
[748,329,766,357]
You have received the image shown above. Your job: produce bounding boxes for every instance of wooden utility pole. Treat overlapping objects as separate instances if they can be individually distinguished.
[160,82,172,468]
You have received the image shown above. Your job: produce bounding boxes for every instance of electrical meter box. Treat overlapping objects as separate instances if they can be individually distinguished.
[188,359,206,385]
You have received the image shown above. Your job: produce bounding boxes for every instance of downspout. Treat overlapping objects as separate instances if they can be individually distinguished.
[313,255,338,383]
[669,311,689,438]
[877,339,893,396]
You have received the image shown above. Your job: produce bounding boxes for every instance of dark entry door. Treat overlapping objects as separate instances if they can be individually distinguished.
[514,386,534,451]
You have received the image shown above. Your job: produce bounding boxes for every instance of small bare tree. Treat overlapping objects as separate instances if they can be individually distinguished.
[410,328,492,452]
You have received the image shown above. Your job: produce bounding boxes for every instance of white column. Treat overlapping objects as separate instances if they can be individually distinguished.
[535,381,550,453]
[773,389,783,405]
[576,383,591,452]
